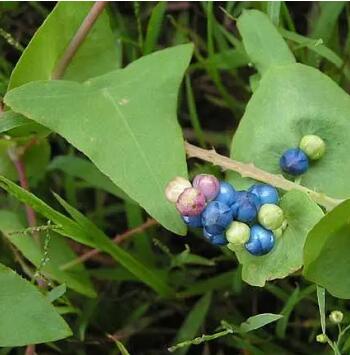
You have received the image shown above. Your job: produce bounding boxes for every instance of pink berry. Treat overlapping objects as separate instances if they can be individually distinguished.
[176,187,206,216]
[192,174,220,201]
[165,176,192,203]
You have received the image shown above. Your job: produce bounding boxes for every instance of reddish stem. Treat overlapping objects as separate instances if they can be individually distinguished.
[52,1,107,80]
[11,155,37,228]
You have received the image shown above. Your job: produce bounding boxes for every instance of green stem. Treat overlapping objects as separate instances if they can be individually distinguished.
[185,142,343,211]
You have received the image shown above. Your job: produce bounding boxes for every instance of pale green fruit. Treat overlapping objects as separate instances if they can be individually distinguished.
[226,221,250,246]
[258,204,284,230]
[329,310,343,324]
[299,134,326,160]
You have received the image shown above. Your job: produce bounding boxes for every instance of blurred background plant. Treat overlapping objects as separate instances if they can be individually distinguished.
[1,1,350,354]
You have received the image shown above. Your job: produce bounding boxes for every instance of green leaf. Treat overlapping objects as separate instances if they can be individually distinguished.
[47,283,67,303]
[280,28,343,68]
[239,313,283,333]
[48,155,134,202]
[232,190,323,287]
[191,48,249,71]
[52,192,174,297]
[177,271,234,298]
[317,286,326,333]
[237,9,295,74]
[172,292,212,355]
[113,340,131,355]
[5,44,193,235]
[275,287,300,339]
[0,176,174,297]
[266,2,281,26]
[8,2,119,90]
[0,210,96,297]
[308,2,345,45]
[0,111,49,136]
[0,263,72,346]
[229,63,350,200]
[143,2,167,54]
[304,199,350,299]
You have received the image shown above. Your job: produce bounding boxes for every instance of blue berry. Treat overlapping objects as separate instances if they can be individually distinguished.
[231,191,260,223]
[279,148,309,176]
[245,225,275,256]
[182,214,202,228]
[248,184,279,205]
[214,181,237,206]
[203,228,228,246]
[201,201,233,234]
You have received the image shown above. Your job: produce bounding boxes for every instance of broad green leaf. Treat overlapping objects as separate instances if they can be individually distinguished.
[239,313,283,333]
[5,44,193,235]
[229,63,350,200]
[304,199,350,299]
[172,292,212,355]
[237,10,295,74]
[48,155,133,202]
[0,176,174,297]
[0,210,96,297]
[143,2,167,54]
[232,190,323,287]
[0,263,71,346]
[8,2,119,89]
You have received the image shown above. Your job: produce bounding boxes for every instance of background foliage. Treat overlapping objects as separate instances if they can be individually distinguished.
[1,1,350,354]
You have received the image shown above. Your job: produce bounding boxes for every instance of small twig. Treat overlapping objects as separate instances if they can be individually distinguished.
[52,1,107,80]
[60,218,158,270]
[185,142,342,211]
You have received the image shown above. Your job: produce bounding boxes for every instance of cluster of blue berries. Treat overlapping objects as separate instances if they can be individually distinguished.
[280,134,326,176]
[165,175,287,256]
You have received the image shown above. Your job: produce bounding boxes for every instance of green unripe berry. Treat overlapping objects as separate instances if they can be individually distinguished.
[299,134,326,160]
[258,204,284,230]
[316,334,328,343]
[226,221,250,246]
[329,310,343,324]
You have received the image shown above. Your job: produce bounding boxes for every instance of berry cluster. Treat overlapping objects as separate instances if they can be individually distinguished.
[280,134,326,176]
[165,175,287,256]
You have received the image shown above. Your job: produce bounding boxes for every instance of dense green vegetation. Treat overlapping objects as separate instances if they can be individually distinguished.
[1,2,350,354]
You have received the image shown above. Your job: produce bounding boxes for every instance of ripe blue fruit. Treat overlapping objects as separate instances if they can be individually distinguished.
[279,148,309,176]
[201,201,233,234]
[203,228,228,246]
[248,184,279,205]
[245,225,275,256]
[182,214,202,228]
[214,181,237,206]
[231,191,260,223]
